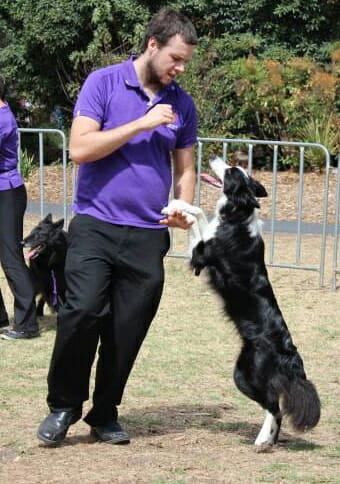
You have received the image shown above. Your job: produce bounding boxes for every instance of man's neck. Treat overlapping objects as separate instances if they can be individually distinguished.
[133,55,161,100]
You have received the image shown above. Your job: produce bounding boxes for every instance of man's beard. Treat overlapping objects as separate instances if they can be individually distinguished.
[145,59,167,89]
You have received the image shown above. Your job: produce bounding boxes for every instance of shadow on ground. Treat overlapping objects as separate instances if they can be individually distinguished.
[44,403,323,452]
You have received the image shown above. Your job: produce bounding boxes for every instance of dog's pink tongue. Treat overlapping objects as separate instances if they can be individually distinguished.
[200,173,223,188]
[25,248,38,260]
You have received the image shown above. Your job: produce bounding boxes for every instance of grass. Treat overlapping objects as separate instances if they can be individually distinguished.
[0,230,339,483]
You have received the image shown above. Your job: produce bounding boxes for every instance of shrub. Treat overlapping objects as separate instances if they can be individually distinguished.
[296,114,340,171]
[182,37,339,171]
[19,149,36,180]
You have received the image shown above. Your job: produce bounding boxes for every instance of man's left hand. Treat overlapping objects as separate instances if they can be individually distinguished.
[159,210,194,229]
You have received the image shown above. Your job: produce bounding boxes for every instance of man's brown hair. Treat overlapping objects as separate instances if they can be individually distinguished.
[0,75,7,100]
[140,7,197,52]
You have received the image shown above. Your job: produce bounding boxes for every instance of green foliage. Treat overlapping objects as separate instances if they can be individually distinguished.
[0,0,151,118]
[181,37,340,170]
[0,0,339,172]
[1,0,339,118]
[19,149,36,180]
[235,0,340,56]
[296,114,340,171]
[171,0,340,52]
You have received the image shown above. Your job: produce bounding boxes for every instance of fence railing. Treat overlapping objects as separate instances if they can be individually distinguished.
[331,153,340,290]
[170,137,334,288]
[18,128,71,226]
[18,129,339,289]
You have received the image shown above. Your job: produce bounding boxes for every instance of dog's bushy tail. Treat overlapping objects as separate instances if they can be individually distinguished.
[272,375,321,432]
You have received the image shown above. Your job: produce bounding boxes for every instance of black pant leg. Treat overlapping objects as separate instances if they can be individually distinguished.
[84,225,169,426]
[47,215,169,422]
[0,289,9,322]
[0,185,37,333]
[47,215,115,409]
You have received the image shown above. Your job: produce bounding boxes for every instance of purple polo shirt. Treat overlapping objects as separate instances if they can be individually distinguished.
[72,57,197,228]
[0,104,24,190]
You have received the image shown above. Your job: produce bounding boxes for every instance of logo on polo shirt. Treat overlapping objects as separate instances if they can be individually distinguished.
[166,123,178,130]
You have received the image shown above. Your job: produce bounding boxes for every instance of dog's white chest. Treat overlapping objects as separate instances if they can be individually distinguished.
[248,210,263,238]
[202,217,219,241]
[202,194,226,241]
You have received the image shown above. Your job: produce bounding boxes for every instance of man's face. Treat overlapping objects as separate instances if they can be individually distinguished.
[146,34,195,86]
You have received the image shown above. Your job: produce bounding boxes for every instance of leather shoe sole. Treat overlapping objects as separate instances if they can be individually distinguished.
[37,409,82,445]
[1,329,40,340]
[90,421,130,445]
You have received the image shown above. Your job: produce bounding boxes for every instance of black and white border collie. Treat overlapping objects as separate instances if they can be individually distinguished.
[162,157,320,448]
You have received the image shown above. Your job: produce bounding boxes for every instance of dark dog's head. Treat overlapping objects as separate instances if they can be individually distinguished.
[209,156,267,210]
[220,166,267,218]
[22,213,66,263]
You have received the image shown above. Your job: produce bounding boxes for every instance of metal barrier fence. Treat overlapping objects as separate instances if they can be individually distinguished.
[18,128,72,226]
[331,153,340,290]
[18,129,339,289]
[169,137,334,289]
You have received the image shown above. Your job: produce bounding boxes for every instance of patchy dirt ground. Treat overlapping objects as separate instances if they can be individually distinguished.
[26,164,74,207]
[0,165,339,483]
[0,255,339,484]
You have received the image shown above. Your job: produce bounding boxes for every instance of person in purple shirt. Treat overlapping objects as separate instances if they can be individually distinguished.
[0,76,38,340]
[38,8,198,446]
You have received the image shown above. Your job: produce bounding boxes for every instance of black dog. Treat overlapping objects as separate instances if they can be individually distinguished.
[23,213,67,316]
[191,164,321,448]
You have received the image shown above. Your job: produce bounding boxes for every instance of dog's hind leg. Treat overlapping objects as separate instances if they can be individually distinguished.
[234,356,282,447]
[255,410,282,447]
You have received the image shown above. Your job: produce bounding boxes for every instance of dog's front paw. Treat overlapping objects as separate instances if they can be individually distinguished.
[190,241,206,276]
[161,199,188,215]
[162,200,197,226]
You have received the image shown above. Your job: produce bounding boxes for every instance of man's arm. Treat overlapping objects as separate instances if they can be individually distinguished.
[159,145,197,229]
[172,145,196,203]
[69,104,176,164]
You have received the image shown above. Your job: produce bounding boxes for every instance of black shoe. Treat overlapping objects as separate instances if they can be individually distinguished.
[37,409,82,445]
[90,421,130,445]
[0,329,40,340]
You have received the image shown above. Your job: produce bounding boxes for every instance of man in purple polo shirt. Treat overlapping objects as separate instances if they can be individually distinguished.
[0,75,38,340]
[38,8,198,446]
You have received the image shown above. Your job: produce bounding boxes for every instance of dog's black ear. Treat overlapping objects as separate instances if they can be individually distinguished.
[43,213,53,223]
[250,178,267,198]
[53,218,65,230]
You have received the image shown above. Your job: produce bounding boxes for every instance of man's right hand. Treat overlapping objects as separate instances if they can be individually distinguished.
[141,104,176,130]
[69,104,177,164]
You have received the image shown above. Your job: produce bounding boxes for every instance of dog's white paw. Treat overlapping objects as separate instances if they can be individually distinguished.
[161,204,196,225]
[162,199,205,225]
[254,411,278,447]
[162,199,202,217]
[162,200,209,253]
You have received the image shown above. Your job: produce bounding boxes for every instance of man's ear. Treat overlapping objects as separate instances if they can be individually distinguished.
[148,36,159,52]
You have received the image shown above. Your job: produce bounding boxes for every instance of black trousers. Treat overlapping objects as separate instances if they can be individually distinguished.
[0,185,37,332]
[47,214,170,426]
